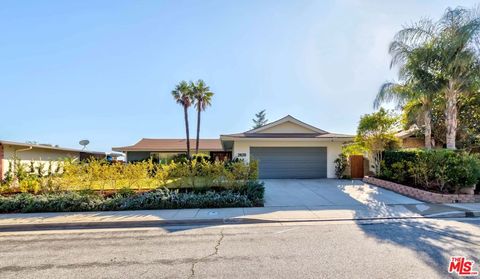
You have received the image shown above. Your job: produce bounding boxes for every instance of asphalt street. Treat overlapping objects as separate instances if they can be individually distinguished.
[1,218,479,279]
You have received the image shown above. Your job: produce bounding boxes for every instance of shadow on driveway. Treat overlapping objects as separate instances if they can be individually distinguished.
[355,217,480,277]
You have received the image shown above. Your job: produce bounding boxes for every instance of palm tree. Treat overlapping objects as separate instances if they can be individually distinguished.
[388,6,480,149]
[375,46,440,149]
[191,80,214,154]
[375,83,434,149]
[172,81,194,159]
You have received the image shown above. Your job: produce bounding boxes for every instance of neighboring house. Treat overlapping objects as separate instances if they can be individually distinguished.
[395,125,428,148]
[0,140,117,180]
[115,115,353,179]
[112,138,229,162]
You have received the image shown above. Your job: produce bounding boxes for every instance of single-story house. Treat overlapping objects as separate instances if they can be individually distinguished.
[0,140,119,180]
[395,125,426,148]
[114,115,354,179]
[221,115,353,178]
[112,138,230,162]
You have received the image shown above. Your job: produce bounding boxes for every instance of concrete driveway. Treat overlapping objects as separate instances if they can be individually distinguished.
[264,179,420,207]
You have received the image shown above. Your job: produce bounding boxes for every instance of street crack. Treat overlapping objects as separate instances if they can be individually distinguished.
[189,230,224,278]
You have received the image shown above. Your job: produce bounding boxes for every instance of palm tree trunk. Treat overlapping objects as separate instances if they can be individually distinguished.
[184,106,191,159]
[424,109,432,149]
[196,107,201,154]
[445,82,458,150]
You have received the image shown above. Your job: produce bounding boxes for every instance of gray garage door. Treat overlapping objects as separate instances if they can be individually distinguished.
[250,147,327,179]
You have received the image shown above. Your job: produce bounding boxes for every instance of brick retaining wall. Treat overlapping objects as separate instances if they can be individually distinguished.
[363,176,477,203]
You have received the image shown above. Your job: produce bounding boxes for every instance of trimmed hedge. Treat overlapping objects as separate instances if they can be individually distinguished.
[380,149,480,194]
[0,181,265,213]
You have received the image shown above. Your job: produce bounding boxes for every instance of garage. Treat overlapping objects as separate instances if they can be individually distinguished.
[250,147,327,179]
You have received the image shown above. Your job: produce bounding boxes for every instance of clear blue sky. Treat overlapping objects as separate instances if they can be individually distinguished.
[0,0,477,152]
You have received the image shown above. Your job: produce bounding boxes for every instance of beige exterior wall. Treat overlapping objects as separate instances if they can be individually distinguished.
[258,122,317,133]
[231,139,345,178]
[1,145,79,179]
[402,137,425,148]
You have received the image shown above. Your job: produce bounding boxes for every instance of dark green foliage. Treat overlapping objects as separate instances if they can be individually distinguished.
[0,182,265,213]
[334,154,348,178]
[252,110,268,129]
[380,149,480,193]
[239,180,265,206]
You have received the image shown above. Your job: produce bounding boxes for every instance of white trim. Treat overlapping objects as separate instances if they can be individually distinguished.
[245,115,328,134]
[220,136,352,142]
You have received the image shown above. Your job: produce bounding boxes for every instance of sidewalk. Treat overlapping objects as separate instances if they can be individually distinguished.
[0,202,478,232]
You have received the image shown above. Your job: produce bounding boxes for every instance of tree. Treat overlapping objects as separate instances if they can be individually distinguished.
[252,110,268,129]
[172,81,194,159]
[389,6,480,149]
[191,79,214,154]
[375,45,442,149]
[355,108,400,175]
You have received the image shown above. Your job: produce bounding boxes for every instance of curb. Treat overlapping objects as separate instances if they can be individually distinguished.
[1,212,479,232]
[423,210,480,218]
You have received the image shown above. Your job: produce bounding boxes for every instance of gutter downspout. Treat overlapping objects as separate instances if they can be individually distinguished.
[12,146,33,175]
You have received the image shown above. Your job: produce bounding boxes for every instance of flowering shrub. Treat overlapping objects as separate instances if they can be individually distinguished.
[1,159,260,194]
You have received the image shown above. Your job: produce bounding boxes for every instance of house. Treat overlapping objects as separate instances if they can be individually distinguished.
[112,138,230,162]
[0,140,118,180]
[115,115,354,179]
[395,125,430,148]
[221,115,353,178]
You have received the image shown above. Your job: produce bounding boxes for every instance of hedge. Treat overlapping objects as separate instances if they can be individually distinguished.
[0,181,265,213]
[380,149,480,194]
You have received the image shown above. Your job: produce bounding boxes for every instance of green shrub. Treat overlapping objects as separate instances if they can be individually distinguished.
[0,186,264,213]
[445,152,480,192]
[381,149,480,193]
[334,154,348,178]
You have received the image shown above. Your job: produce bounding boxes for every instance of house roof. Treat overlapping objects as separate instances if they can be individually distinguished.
[246,115,328,134]
[0,140,109,155]
[395,125,421,139]
[112,138,224,152]
[220,133,353,139]
[221,115,354,140]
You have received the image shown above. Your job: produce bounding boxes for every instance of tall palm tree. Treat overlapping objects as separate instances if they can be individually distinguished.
[375,83,434,149]
[172,81,194,159]
[191,80,214,154]
[388,6,480,149]
[375,46,440,149]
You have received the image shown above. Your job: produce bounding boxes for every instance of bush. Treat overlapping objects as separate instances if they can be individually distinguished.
[0,185,264,213]
[334,154,348,178]
[380,149,480,193]
[1,158,260,194]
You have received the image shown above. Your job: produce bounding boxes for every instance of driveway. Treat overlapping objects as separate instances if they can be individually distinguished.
[264,179,420,207]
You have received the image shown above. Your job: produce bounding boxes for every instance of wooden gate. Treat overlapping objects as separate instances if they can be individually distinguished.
[350,155,364,179]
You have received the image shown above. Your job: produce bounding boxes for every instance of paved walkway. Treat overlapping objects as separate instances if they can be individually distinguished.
[0,203,478,231]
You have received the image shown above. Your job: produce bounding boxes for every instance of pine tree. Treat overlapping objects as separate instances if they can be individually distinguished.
[252,110,268,129]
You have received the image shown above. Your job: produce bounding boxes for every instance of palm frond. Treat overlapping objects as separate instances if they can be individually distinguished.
[374,82,410,109]
[395,18,437,45]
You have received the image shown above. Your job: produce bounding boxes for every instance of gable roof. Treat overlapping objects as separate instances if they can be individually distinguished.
[221,115,354,140]
[395,125,422,139]
[246,115,327,134]
[112,138,223,152]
